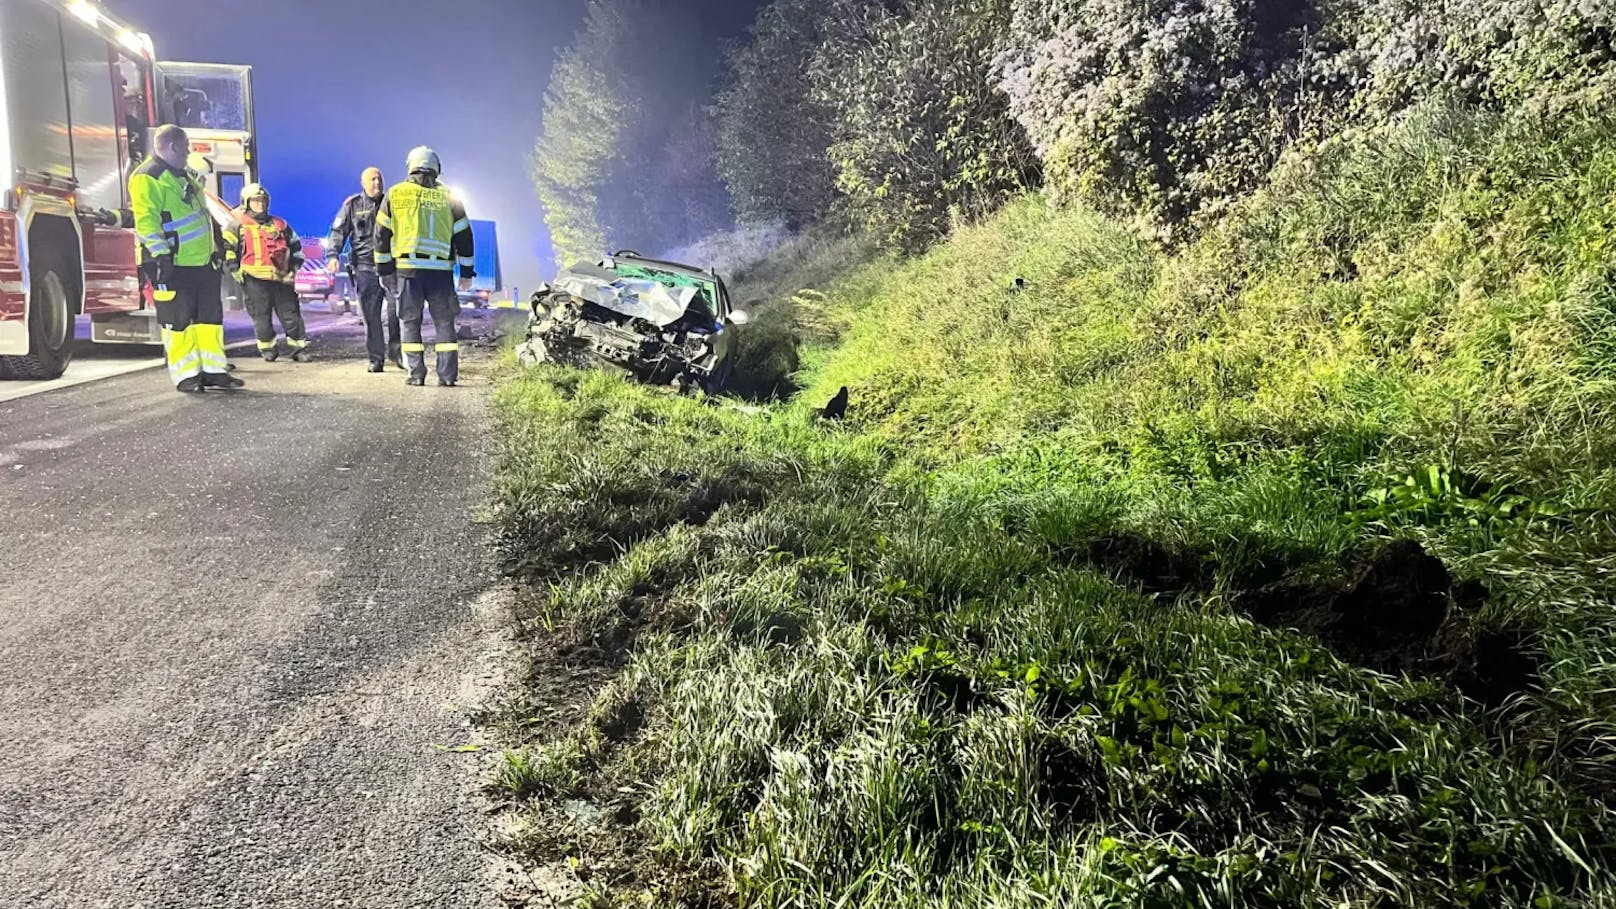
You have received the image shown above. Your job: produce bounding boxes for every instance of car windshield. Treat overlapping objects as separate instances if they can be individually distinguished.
[612,263,717,313]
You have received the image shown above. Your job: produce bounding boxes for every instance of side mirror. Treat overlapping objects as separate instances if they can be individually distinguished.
[727,309,751,327]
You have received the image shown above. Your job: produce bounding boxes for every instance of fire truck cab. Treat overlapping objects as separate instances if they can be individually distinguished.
[0,0,257,379]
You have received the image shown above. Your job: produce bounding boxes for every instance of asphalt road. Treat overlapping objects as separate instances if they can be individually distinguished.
[0,310,345,405]
[0,312,508,907]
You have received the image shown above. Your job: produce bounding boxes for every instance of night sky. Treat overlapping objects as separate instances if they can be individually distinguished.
[112,0,764,293]
[114,0,587,294]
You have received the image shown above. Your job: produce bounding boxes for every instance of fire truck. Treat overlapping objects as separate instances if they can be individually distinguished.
[0,0,257,379]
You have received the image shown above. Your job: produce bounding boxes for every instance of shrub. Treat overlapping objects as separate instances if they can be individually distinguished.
[810,0,1040,251]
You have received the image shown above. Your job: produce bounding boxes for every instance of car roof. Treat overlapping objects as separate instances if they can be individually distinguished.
[605,252,720,283]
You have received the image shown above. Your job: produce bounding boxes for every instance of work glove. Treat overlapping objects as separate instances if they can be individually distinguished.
[152,255,177,302]
[382,273,399,297]
[231,269,244,284]
[80,207,122,227]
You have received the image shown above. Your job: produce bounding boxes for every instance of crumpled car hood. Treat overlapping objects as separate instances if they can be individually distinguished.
[552,266,701,328]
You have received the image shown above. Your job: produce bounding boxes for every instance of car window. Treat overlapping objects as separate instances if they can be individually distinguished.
[613,263,717,314]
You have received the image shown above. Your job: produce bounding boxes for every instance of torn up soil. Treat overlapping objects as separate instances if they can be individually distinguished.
[1243,539,1457,675]
[1073,535,1543,708]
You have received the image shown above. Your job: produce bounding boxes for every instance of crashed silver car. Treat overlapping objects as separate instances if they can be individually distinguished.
[516,251,750,394]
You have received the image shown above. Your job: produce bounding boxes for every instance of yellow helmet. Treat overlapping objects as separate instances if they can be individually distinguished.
[240,182,269,207]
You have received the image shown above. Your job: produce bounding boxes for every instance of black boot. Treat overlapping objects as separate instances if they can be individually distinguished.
[405,375,425,386]
[201,372,245,390]
[261,348,279,362]
[290,348,311,363]
[176,376,204,393]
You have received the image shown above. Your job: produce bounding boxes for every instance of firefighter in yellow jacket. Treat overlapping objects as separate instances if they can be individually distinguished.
[224,184,310,362]
[374,146,474,386]
[128,125,243,392]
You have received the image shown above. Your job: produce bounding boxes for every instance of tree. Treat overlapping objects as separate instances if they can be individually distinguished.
[531,0,637,271]
[713,0,843,228]
[810,0,1039,250]
[532,0,736,271]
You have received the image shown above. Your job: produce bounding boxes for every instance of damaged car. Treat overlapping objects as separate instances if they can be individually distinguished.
[516,251,750,394]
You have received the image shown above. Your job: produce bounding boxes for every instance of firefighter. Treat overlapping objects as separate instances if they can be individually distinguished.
[224,183,310,362]
[374,146,475,387]
[129,124,243,393]
[328,167,402,372]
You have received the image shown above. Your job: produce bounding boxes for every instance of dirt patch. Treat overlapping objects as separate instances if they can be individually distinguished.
[1035,738,1104,831]
[920,669,992,715]
[1068,534,1542,707]
[1440,624,1543,710]
[1239,540,1543,706]
[1069,534,1207,597]
[1242,539,1452,674]
[599,696,645,744]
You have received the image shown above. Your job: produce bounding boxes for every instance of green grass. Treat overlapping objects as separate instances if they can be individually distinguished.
[491,101,1616,906]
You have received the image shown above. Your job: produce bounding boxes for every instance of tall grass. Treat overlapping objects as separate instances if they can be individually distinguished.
[491,101,1616,906]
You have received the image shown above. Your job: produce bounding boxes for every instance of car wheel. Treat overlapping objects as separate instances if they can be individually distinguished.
[0,259,74,379]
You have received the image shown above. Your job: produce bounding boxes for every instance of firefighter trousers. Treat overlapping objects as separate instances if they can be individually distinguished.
[242,276,307,355]
[356,270,401,368]
[397,271,460,383]
[144,263,228,386]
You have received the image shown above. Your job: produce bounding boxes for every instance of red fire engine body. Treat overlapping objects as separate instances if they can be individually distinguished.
[0,0,257,379]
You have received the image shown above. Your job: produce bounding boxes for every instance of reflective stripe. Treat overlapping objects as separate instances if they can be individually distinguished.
[141,232,173,255]
[256,340,277,350]
[411,239,451,254]
[287,337,308,349]
[451,218,470,233]
[163,210,206,232]
[168,354,201,382]
[374,252,394,263]
[398,256,453,271]
[401,342,426,353]
[435,342,459,352]
[457,256,476,268]
[176,225,210,244]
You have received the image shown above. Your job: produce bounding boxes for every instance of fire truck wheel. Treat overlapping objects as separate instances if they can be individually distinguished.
[0,260,75,380]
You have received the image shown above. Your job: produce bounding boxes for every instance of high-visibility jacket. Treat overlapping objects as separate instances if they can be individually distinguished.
[224,213,302,281]
[374,176,475,277]
[128,157,217,267]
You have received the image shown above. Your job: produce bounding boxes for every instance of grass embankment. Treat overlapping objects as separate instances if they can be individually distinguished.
[491,104,1616,907]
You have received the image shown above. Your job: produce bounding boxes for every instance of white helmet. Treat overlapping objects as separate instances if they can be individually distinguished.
[405,146,441,176]
[240,182,269,207]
